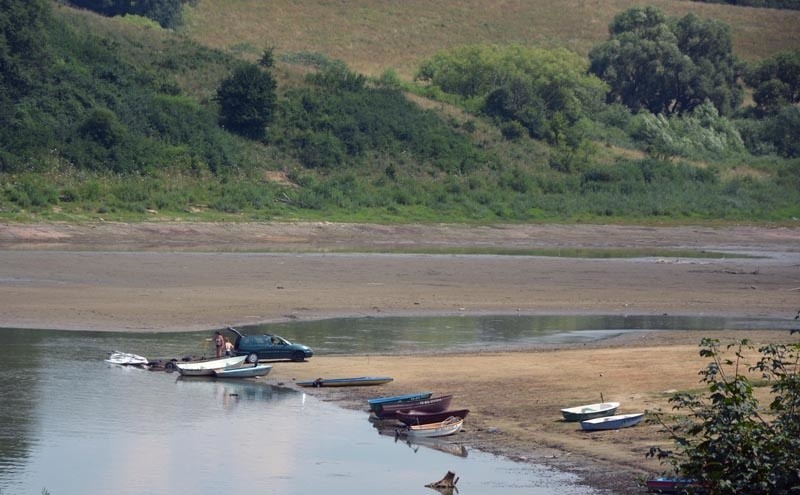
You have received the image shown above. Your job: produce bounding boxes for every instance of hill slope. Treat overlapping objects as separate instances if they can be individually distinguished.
[183,0,800,78]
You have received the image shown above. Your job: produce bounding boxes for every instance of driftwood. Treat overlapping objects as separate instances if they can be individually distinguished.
[425,471,459,488]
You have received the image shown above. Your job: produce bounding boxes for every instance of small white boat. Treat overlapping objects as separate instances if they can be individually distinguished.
[580,412,644,431]
[105,351,149,366]
[561,401,620,422]
[398,416,464,438]
[175,355,247,376]
[213,364,272,379]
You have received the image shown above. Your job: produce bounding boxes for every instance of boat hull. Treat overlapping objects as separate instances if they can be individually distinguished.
[396,408,470,426]
[213,364,272,378]
[561,401,620,422]
[367,392,433,412]
[399,417,463,438]
[297,376,394,387]
[645,477,702,494]
[376,395,453,419]
[176,355,247,376]
[580,412,644,431]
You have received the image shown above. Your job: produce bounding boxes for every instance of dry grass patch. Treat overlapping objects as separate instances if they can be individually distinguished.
[183,0,800,80]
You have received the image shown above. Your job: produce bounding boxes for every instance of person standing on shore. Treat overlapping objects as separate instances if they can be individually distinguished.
[213,331,224,358]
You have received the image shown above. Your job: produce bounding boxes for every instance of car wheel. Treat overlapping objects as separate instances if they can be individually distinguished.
[164,361,177,373]
[291,351,306,362]
[246,352,259,364]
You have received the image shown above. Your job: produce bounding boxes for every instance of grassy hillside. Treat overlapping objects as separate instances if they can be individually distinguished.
[1,1,798,224]
[183,0,800,78]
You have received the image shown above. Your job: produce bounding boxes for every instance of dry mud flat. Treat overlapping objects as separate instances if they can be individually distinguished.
[1,221,799,493]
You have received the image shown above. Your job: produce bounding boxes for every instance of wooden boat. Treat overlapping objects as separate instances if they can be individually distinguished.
[105,351,149,366]
[175,355,247,376]
[296,376,394,387]
[645,477,702,493]
[580,412,644,431]
[398,416,463,438]
[375,395,453,419]
[213,364,272,379]
[395,408,470,426]
[367,392,433,412]
[561,401,620,422]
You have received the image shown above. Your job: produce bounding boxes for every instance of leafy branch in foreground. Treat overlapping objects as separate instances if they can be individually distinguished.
[648,334,800,494]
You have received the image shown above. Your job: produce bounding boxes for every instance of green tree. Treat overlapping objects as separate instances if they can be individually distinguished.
[0,0,51,94]
[764,106,800,158]
[216,64,277,139]
[416,44,606,141]
[589,7,743,116]
[747,50,800,115]
[67,0,184,28]
[649,336,800,494]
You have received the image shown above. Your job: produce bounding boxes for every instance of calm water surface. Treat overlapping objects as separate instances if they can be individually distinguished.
[0,315,790,495]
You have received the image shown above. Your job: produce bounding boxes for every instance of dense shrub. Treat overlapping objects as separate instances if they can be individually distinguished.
[632,101,745,159]
[417,44,607,140]
[67,0,186,29]
[216,64,277,139]
[649,336,800,494]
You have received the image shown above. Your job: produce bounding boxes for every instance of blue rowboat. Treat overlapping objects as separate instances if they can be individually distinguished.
[367,392,433,412]
[296,376,394,387]
[645,477,703,494]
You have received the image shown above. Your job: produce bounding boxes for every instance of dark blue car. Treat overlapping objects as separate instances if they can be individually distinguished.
[226,326,313,363]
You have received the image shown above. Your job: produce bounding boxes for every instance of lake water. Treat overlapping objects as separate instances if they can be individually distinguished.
[0,314,791,495]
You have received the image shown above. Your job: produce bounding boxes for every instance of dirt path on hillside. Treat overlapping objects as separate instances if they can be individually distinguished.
[1,221,799,494]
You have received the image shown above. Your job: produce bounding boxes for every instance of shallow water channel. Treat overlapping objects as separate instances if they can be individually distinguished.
[0,315,790,495]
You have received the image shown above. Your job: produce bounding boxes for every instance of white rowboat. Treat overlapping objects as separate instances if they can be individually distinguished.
[213,364,272,378]
[398,416,464,438]
[561,401,620,422]
[580,412,644,431]
[175,355,247,376]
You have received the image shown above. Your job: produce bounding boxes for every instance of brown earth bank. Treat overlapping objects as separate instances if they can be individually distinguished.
[1,221,800,494]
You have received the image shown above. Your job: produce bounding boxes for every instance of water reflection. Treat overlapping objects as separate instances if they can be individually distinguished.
[0,314,791,495]
[0,325,605,495]
[247,314,791,355]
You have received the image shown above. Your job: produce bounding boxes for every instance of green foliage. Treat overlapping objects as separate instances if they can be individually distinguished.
[649,336,800,494]
[273,70,484,173]
[259,45,275,68]
[746,50,800,115]
[0,0,51,96]
[1,1,799,224]
[215,64,277,139]
[589,7,743,116]
[736,106,800,158]
[67,0,184,29]
[417,44,607,141]
[500,121,526,141]
[633,101,745,159]
[306,60,366,92]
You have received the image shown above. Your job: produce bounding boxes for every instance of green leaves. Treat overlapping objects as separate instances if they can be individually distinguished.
[651,334,800,494]
[215,64,277,139]
[589,7,743,117]
[416,44,606,141]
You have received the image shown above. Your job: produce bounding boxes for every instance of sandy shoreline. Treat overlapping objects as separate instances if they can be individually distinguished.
[2,221,799,494]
